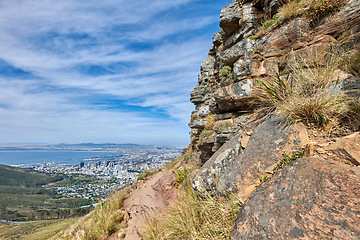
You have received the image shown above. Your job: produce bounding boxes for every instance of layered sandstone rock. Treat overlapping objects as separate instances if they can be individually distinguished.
[192,116,309,201]
[188,0,360,169]
[188,0,360,238]
[230,157,360,239]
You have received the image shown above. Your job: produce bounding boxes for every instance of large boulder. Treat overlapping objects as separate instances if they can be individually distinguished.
[214,80,254,113]
[231,157,360,239]
[220,38,255,65]
[260,19,311,57]
[220,1,242,35]
[233,57,279,80]
[199,55,215,84]
[192,133,243,194]
[192,116,309,200]
[190,85,206,104]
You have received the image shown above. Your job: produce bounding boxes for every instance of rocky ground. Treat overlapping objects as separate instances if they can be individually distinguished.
[109,170,177,240]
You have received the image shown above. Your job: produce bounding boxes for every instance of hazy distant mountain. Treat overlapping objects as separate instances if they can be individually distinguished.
[0,143,182,151]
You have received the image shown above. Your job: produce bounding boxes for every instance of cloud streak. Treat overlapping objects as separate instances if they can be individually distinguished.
[0,0,228,145]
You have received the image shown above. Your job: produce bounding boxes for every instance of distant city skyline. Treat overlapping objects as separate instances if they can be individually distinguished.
[0,0,231,145]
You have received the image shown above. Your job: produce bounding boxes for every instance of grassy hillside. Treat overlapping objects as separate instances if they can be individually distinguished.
[0,217,79,240]
[0,164,93,221]
[0,164,64,187]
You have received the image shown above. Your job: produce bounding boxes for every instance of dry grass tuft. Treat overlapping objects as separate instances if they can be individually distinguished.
[255,51,353,126]
[256,0,347,33]
[54,188,130,240]
[143,184,241,240]
[137,168,161,181]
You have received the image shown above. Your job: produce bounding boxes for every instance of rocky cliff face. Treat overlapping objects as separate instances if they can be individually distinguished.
[188,0,360,238]
[189,0,360,165]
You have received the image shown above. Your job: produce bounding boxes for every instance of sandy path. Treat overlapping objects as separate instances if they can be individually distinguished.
[116,170,177,240]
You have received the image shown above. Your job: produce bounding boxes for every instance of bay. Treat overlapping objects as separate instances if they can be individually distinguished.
[0,151,122,167]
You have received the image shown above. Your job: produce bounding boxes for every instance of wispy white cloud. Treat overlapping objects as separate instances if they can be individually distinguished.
[0,0,227,144]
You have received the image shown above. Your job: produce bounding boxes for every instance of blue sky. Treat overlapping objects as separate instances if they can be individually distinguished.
[0,0,231,146]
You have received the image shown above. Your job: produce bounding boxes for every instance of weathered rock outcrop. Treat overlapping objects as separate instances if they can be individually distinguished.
[188,0,360,177]
[230,157,360,239]
[192,116,309,201]
[187,0,360,239]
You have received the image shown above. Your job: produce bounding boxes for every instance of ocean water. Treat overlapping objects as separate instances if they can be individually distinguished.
[0,151,122,167]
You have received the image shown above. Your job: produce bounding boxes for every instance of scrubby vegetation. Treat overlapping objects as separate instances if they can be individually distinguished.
[0,217,79,240]
[260,150,304,184]
[305,0,347,21]
[143,183,241,240]
[137,169,160,181]
[0,165,93,221]
[175,168,189,186]
[56,188,130,239]
[251,0,347,39]
[255,50,355,126]
[0,164,64,187]
[197,114,216,145]
[273,150,305,174]
[214,120,237,132]
[219,66,234,86]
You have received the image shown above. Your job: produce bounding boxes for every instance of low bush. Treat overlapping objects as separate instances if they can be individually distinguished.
[198,129,212,145]
[219,66,234,86]
[175,168,189,186]
[205,113,216,130]
[203,86,212,94]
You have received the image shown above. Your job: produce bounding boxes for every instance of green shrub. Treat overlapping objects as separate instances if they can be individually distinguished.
[255,73,292,114]
[260,175,270,183]
[259,13,280,31]
[273,150,304,174]
[198,130,212,145]
[259,150,304,184]
[175,168,189,186]
[219,66,234,86]
[205,114,216,129]
[203,86,212,94]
